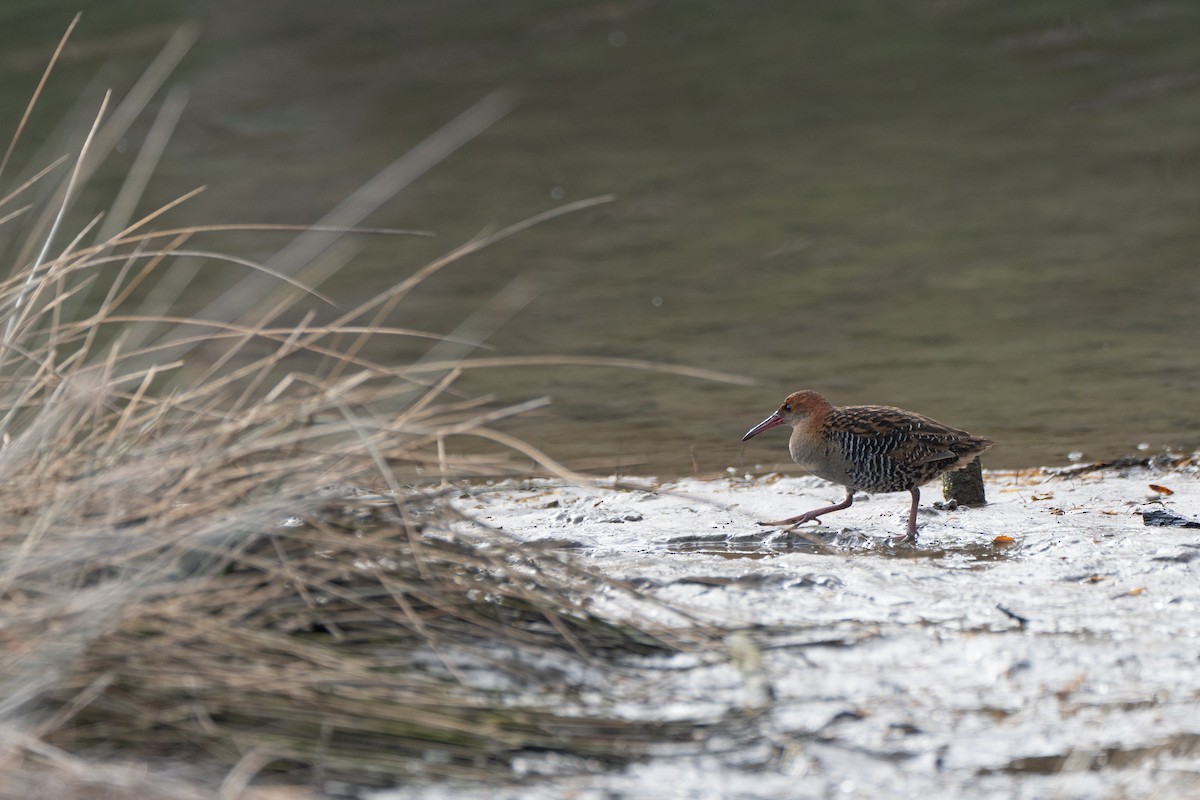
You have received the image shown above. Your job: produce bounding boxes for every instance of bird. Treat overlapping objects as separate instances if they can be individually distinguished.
[741,390,994,543]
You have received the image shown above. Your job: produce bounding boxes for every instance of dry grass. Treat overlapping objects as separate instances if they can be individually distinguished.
[0,23,743,798]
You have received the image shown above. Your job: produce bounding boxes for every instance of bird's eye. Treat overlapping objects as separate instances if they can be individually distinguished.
[783,404,792,412]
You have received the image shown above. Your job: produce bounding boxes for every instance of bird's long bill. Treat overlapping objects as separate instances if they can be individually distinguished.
[742,412,784,442]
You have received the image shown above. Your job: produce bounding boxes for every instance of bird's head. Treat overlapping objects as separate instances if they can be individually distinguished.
[741,390,831,441]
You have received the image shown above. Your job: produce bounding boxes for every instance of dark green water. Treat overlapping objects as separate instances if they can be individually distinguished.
[3,1,1198,476]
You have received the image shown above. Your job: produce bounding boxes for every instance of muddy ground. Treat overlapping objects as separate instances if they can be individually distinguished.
[372,462,1200,799]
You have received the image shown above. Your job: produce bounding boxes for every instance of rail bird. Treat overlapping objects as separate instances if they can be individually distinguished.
[742,390,994,543]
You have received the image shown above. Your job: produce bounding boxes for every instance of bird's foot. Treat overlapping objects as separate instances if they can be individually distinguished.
[889,524,920,546]
[757,512,824,531]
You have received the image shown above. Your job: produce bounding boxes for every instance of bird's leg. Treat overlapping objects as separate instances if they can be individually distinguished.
[890,488,921,545]
[758,487,855,530]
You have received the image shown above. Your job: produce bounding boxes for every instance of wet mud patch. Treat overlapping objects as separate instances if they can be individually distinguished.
[984,731,1200,775]
[663,527,1020,565]
[675,573,845,591]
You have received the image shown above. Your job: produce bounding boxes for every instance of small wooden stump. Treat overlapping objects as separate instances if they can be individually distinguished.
[943,456,986,506]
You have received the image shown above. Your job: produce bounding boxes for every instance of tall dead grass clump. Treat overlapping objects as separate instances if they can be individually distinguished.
[0,22,735,798]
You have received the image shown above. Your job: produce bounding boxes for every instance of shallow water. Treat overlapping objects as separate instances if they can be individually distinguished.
[3,3,1199,476]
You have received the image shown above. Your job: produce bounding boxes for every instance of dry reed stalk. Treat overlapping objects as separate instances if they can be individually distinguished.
[0,21,747,798]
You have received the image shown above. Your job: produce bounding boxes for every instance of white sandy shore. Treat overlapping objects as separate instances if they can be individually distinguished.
[375,463,1200,800]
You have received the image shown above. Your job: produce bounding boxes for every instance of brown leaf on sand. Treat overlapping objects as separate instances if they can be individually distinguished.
[992,535,1015,546]
[1148,484,1174,495]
